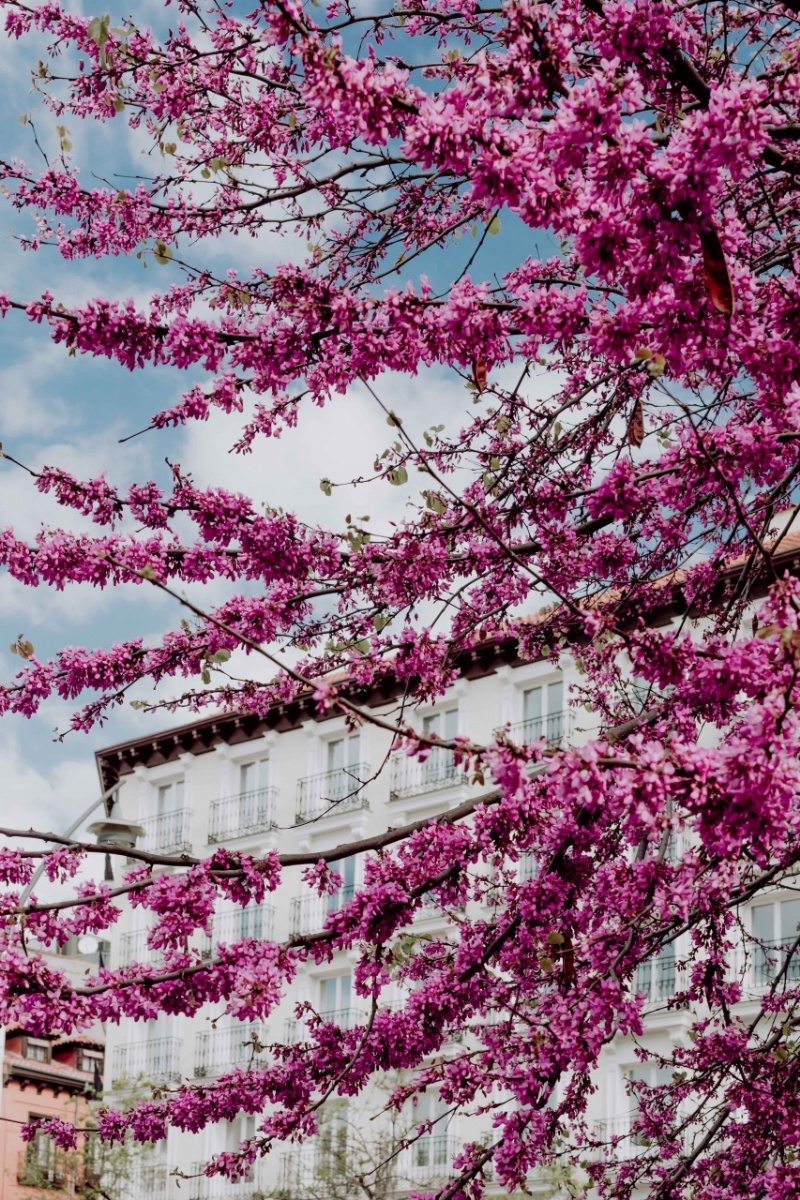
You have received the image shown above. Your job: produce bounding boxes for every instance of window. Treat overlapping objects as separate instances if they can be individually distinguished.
[413,1093,452,1170]
[25,1039,50,1063]
[521,680,564,745]
[422,709,458,785]
[320,973,353,1026]
[78,1049,104,1074]
[327,857,356,913]
[326,735,362,801]
[158,779,185,814]
[22,1117,62,1186]
[625,1064,673,1144]
[752,898,800,985]
[633,945,677,1002]
[318,1104,349,1176]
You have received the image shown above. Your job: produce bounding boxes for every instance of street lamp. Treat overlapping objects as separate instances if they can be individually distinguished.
[19,782,145,902]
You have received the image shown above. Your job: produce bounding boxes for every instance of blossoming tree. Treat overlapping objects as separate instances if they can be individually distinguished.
[1,0,800,1195]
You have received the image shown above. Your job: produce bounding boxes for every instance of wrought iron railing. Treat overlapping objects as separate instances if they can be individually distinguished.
[213,904,275,945]
[189,1161,268,1200]
[505,710,571,748]
[633,950,677,1002]
[17,1148,68,1188]
[194,1024,269,1077]
[295,764,370,824]
[289,885,356,936]
[389,750,460,800]
[119,926,162,969]
[319,1006,362,1031]
[754,938,800,986]
[111,1037,182,1087]
[140,808,193,855]
[208,788,277,843]
[592,1116,645,1159]
[404,1133,460,1180]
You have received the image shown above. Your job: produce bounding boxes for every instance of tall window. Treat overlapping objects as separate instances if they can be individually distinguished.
[318,1104,349,1176]
[521,680,564,745]
[237,759,270,825]
[633,944,677,1002]
[423,708,458,784]
[752,898,800,985]
[327,857,356,913]
[320,973,353,1024]
[158,779,184,813]
[625,1065,673,1143]
[413,1093,452,1170]
[326,735,361,800]
[25,1038,50,1063]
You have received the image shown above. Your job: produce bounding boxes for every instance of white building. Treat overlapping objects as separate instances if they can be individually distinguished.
[95,594,799,1200]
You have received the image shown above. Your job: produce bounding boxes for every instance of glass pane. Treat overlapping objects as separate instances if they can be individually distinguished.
[328,739,344,772]
[656,946,676,998]
[753,903,776,984]
[175,779,185,807]
[339,973,351,1008]
[547,681,564,742]
[753,904,774,940]
[157,784,171,815]
[347,735,360,767]
[444,709,459,740]
[321,978,336,1013]
[633,959,652,998]
[523,687,542,722]
[780,899,800,942]
[343,856,356,890]
[547,680,563,713]
[240,762,256,793]
[423,713,441,736]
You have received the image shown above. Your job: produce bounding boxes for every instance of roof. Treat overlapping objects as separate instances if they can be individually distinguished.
[95,528,800,789]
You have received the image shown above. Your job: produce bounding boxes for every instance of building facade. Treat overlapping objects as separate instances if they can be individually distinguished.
[93,610,799,1200]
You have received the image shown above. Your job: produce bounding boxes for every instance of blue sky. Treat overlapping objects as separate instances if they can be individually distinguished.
[0,2,557,843]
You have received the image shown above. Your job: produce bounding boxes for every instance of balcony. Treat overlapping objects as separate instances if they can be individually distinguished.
[290,885,356,936]
[119,926,162,969]
[17,1149,67,1189]
[208,788,277,844]
[213,904,275,945]
[194,1024,269,1078]
[295,764,370,824]
[131,1163,169,1200]
[403,1133,460,1182]
[754,938,800,987]
[111,1037,182,1087]
[634,950,677,1003]
[389,749,460,801]
[504,710,571,748]
[190,1162,268,1200]
[141,808,193,855]
[319,1007,362,1031]
[592,1116,647,1160]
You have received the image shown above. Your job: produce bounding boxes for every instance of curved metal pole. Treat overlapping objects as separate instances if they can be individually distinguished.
[19,781,121,904]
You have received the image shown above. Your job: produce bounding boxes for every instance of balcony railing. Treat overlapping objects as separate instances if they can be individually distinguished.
[17,1149,68,1189]
[592,1116,648,1159]
[319,1006,362,1031]
[505,710,571,748]
[280,1147,352,1194]
[119,926,162,969]
[111,1037,182,1087]
[141,808,193,855]
[290,885,356,936]
[754,938,800,987]
[634,950,677,1002]
[389,750,460,801]
[208,788,277,843]
[404,1133,460,1181]
[213,904,275,945]
[131,1163,169,1200]
[295,764,370,824]
[190,1161,268,1200]
[194,1024,269,1078]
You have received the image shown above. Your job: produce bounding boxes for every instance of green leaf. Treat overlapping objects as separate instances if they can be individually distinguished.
[319,477,332,496]
[546,931,565,946]
[387,466,408,486]
[208,648,231,663]
[113,96,125,113]
[539,956,554,973]
[386,410,402,426]
[355,638,370,654]
[201,668,211,685]
[19,114,27,126]
[87,14,110,47]
[424,492,447,514]
[373,614,392,632]
[486,215,502,236]
[138,564,156,580]
[154,239,173,265]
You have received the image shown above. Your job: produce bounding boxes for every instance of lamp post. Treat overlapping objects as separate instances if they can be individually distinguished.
[19,781,145,903]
